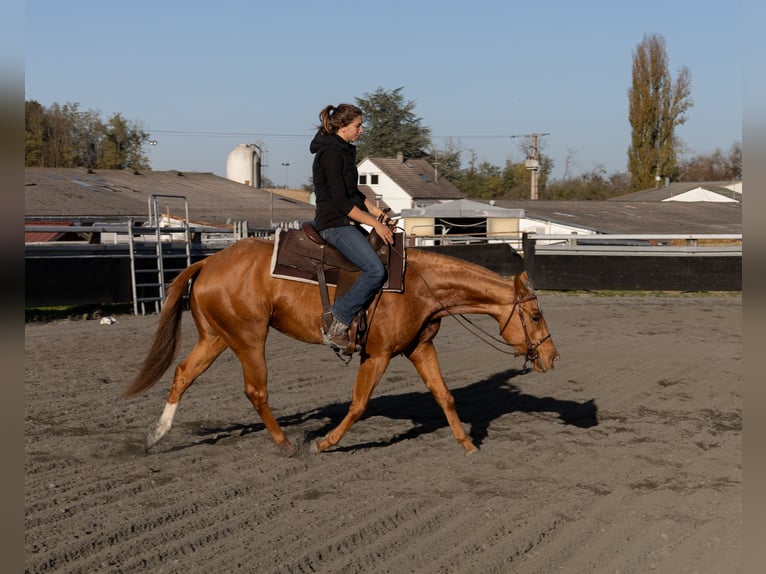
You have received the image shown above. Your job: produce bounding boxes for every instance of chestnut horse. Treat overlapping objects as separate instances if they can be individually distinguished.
[124,237,559,454]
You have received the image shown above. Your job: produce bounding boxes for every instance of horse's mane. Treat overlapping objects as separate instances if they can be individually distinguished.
[406,247,509,281]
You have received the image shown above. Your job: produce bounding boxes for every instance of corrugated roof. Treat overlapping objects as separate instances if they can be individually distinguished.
[25,168,316,227]
[609,181,741,202]
[400,199,524,218]
[483,199,741,235]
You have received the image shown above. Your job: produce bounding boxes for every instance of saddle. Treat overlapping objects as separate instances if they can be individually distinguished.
[271,221,406,359]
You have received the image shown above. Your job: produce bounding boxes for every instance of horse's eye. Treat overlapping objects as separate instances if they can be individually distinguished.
[531,312,542,322]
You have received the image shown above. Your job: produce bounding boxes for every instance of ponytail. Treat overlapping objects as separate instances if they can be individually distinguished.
[317,103,363,135]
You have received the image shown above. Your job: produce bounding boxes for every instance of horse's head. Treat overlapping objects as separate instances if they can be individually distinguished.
[500,271,559,373]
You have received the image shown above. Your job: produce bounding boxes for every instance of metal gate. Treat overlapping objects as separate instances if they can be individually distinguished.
[128,195,192,315]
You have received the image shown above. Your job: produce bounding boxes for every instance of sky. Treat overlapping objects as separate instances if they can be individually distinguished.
[24,0,743,188]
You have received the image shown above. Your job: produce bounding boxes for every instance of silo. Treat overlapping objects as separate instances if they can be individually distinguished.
[226,144,261,187]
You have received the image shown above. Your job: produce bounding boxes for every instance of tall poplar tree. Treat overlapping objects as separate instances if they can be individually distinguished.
[627,34,693,190]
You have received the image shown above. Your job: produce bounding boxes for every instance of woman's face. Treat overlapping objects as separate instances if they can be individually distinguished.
[337,116,363,142]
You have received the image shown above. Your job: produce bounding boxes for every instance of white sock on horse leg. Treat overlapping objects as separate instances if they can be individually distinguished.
[147,401,178,448]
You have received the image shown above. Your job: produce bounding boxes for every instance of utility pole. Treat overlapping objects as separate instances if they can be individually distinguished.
[512,132,549,200]
[281,162,290,188]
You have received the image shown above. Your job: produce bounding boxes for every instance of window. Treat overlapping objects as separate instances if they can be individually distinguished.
[370,174,379,185]
[359,175,367,185]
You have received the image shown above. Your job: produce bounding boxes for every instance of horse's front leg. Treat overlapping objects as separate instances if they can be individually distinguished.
[311,354,392,453]
[406,340,478,454]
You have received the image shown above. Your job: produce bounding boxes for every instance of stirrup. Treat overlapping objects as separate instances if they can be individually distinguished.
[321,313,352,355]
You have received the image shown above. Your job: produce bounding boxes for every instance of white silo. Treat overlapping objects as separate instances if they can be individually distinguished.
[226,144,262,187]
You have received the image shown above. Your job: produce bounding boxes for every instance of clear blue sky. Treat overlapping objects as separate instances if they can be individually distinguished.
[25,0,742,187]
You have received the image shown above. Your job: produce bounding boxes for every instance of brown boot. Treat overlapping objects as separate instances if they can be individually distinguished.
[321,312,350,350]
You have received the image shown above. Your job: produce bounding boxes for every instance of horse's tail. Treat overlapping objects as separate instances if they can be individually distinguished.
[122,260,206,397]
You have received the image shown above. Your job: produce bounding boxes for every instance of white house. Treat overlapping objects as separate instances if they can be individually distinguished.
[356,154,464,214]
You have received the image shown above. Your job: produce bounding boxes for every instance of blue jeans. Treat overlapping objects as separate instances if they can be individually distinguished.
[319,225,386,325]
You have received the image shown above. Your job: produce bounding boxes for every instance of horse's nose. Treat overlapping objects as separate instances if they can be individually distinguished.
[542,351,560,372]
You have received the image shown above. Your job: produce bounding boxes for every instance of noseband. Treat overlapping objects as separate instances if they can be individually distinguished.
[499,292,552,364]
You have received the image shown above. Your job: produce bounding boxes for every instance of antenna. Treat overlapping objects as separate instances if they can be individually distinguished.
[431,149,440,183]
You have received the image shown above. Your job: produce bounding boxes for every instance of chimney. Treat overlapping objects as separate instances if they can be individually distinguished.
[396,151,404,162]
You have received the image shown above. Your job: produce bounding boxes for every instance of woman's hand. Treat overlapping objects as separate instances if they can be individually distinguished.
[348,205,395,245]
[372,219,394,245]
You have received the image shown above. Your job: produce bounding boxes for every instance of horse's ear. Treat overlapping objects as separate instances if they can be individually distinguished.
[514,270,532,296]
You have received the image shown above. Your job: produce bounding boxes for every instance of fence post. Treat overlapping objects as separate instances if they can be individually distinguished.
[522,232,536,279]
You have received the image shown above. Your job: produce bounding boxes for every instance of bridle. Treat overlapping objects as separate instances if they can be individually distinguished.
[413,267,552,367]
[497,292,552,364]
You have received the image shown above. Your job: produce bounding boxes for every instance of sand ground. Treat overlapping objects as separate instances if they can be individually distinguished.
[25,292,741,573]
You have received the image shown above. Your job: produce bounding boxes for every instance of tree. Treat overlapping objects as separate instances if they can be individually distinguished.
[677,141,742,181]
[354,87,431,159]
[24,101,150,170]
[427,138,463,185]
[42,102,82,167]
[544,165,630,200]
[100,113,149,170]
[627,34,693,190]
[25,100,45,167]
[457,152,504,198]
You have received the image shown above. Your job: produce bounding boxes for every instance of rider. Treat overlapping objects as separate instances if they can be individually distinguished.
[310,103,394,351]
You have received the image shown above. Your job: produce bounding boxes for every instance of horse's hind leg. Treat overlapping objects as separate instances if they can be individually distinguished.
[146,333,227,450]
[407,340,478,454]
[238,343,295,456]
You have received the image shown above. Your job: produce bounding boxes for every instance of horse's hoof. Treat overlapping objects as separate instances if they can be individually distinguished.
[276,440,295,457]
[145,432,161,452]
[461,440,479,455]
[310,439,323,454]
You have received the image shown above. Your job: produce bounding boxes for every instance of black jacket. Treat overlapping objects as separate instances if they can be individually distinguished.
[310,132,367,231]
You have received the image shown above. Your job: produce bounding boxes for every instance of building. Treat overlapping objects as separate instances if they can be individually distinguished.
[356,154,464,214]
[24,167,316,233]
[609,181,741,203]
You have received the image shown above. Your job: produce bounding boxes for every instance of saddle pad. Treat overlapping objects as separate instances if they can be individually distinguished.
[270,227,406,292]
[271,228,342,285]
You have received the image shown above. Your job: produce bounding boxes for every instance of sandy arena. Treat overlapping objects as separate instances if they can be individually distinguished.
[25,292,741,573]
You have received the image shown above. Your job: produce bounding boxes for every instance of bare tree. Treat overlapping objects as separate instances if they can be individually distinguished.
[563,148,579,180]
[678,141,742,181]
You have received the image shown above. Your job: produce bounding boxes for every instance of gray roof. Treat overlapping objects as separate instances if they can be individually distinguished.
[609,181,741,202]
[400,198,524,218]
[358,184,393,212]
[364,157,464,200]
[482,199,741,235]
[25,169,741,236]
[24,168,315,227]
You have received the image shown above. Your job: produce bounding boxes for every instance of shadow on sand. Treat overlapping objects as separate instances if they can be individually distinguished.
[176,367,598,453]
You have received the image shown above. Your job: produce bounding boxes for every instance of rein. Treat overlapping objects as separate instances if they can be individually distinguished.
[411,266,550,367]
[367,223,550,367]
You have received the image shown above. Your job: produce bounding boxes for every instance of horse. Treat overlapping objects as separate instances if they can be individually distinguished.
[123,236,559,455]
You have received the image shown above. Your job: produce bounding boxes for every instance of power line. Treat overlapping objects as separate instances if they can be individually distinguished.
[148,129,537,140]
[149,129,309,139]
